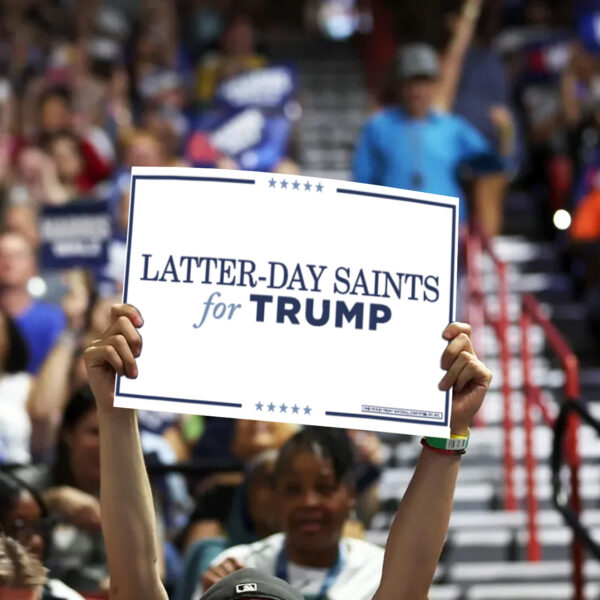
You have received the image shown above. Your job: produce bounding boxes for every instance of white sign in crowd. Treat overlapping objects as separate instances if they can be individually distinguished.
[114,167,459,437]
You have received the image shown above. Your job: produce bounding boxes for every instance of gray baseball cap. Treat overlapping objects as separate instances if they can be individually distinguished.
[394,43,440,80]
[201,568,304,600]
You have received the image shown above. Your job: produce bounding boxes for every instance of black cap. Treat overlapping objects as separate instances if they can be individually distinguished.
[201,568,304,600]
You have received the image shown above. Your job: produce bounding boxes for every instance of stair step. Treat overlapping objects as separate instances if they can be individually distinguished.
[464,582,600,599]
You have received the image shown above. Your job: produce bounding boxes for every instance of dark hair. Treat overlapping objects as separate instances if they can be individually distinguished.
[52,386,97,487]
[0,472,21,525]
[38,86,72,112]
[1,312,29,374]
[0,471,47,524]
[273,427,355,485]
[44,129,81,154]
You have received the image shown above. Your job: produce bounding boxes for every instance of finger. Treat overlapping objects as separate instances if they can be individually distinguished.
[211,565,231,581]
[455,358,493,393]
[439,350,471,391]
[229,557,245,570]
[222,558,244,573]
[202,570,219,590]
[441,331,475,370]
[84,345,125,377]
[106,315,143,357]
[98,334,137,378]
[110,303,144,328]
[442,322,471,341]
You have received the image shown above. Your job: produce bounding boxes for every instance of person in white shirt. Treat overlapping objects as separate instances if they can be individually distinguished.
[0,310,33,465]
[195,428,384,600]
[83,303,492,600]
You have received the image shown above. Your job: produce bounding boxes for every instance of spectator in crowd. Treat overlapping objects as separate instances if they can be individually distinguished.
[353,43,511,226]
[198,427,384,600]
[84,303,491,600]
[561,41,600,137]
[494,1,573,217]
[437,0,518,237]
[122,130,169,169]
[562,11,600,184]
[196,14,267,105]
[174,419,299,600]
[141,103,190,168]
[0,231,65,374]
[34,87,113,191]
[0,305,75,464]
[183,420,298,549]
[44,132,89,202]
[0,309,33,465]
[175,449,279,600]
[0,472,84,599]
[2,204,39,251]
[37,88,73,140]
[7,145,70,208]
[180,419,380,569]
[14,388,107,592]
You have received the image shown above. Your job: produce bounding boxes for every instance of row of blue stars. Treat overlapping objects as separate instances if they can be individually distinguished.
[268,178,323,193]
[255,401,312,415]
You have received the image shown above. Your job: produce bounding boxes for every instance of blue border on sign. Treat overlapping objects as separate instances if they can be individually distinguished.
[324,187,458,428]
[116,174,255,405]
[117,391,242,409]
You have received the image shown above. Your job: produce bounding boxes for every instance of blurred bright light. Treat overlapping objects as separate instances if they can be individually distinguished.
[553,209,571,230]
[318,0,357,40]
[284,100,302,121]
[27,276,47,298]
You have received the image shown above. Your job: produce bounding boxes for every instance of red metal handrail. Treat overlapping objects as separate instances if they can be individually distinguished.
[521,293,583,600]
[466,226,516,510]
[520,308,542,562]
[466,225,584,599]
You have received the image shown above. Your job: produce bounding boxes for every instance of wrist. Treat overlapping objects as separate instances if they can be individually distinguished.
[97,404,137,423]
[423,428,470,454]
[421,438,465,457]
[59,328,82,348]
[450,427,470,437]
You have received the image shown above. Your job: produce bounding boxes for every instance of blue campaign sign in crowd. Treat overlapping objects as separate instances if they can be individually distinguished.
[578,1,600,53]
[214,65,298,111]
[188,108,292,172]
[39,200,113,271]
[187,66,297,171]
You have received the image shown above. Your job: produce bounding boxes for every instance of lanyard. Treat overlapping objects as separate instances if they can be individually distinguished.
[408,120,424,190]
[275,542,346,600]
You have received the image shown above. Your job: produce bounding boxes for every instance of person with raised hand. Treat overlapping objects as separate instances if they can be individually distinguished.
[84,303,491,600]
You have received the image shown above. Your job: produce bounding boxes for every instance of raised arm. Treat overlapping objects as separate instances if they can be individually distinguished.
[373,322,492,600]
[83,304,168,600]
[435,0,483,112]
[28,271,90,457]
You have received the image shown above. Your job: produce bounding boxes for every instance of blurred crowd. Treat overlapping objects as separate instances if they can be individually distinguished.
[0,0,600,598]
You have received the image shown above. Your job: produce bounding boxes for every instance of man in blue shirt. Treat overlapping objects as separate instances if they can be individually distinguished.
[354,43,500,222]
[0,231,65,373]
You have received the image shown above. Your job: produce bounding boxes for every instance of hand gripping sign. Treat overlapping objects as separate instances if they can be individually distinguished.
[114,167,459,437]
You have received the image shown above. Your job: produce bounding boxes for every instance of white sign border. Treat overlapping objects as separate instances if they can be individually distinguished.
[115,168,458,434]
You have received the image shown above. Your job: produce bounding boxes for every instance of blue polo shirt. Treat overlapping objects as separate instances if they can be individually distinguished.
[15,300,65,374]
[353,107,493,221]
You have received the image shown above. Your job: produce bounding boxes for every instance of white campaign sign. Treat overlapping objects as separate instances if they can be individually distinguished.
[114,167,459,437]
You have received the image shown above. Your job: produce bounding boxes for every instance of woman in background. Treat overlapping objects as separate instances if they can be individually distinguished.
[0,471,83,599]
